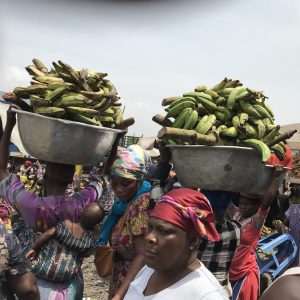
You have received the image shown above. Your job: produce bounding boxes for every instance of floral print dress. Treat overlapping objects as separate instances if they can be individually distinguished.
[0,223,31,299]
[109,192,151,297]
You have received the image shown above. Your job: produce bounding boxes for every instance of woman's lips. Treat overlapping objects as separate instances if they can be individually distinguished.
[145,250,158,258]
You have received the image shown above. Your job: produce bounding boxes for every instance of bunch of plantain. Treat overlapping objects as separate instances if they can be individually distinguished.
[11,59,134,130]
[261,225,274,237]
[153,78,297,162]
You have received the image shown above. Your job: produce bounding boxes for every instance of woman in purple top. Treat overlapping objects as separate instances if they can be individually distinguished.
[0,106,122,299]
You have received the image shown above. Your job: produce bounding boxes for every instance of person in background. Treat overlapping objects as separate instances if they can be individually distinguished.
[267,145,293,169]
[19,160,32,175]
[227,166,284,300]
[96,145,152,300]
[198,191,242,298]
[6,161,14,173]
[0,222,40,300]
[124,188,228,300]
[0,198,13,229]
[282,185,300,265]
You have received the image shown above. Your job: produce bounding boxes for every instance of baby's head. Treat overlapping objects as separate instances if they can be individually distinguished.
[79,203,105,231]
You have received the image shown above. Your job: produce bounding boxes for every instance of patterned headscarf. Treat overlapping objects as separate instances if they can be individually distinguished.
[111,144,149,181]
[151,188,220,241]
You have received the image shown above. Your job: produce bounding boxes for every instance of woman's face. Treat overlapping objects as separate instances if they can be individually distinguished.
[111,175,139,202]
[239,197,260,218]
[144,217,194,273]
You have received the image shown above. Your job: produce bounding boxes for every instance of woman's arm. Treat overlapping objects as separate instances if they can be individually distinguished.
[26,227,56,261]
[103,131,126,176]
[34,226,56,250]
[260,166,285,212]
[0,106,17,181]
[112,236,145,300]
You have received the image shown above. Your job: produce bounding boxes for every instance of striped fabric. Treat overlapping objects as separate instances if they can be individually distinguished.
[13,220,93,283]
[56,222,94,252]
[32,238,79,282]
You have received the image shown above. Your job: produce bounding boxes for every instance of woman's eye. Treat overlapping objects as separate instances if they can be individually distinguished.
[158,228,169,235]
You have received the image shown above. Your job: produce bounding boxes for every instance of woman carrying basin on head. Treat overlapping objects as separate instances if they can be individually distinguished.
[0,106,122,299]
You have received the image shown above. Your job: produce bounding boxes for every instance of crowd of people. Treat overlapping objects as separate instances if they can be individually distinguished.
[0,105,299,300]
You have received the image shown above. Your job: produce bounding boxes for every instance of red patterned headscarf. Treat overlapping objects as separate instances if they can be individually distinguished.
[151,188,220,241]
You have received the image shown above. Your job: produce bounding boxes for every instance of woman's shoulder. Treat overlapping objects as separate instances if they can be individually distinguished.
[135,265,154,280]
[130,191,151,210]
[190,264,227,296]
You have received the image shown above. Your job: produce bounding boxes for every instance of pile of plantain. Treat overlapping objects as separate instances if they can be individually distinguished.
[8,59,134,129]
[153,78,297,162]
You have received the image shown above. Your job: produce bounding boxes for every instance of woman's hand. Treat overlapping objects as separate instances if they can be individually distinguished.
[261,165,286,211]
[6,105,19,129]
[26,249,37,261]
[158,140,171,163]
[273,165,285,179]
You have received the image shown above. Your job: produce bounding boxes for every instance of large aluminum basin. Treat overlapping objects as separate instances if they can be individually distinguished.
[14,109,121,165]
[168,145,287,195]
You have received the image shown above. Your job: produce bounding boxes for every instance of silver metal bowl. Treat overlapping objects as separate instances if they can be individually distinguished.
[168,145,287,194]
[13,109,122,165]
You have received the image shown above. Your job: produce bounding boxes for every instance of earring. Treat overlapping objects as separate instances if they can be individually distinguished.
[190,246,194,250]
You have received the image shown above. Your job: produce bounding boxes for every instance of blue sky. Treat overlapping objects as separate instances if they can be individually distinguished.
[1,0,299,136]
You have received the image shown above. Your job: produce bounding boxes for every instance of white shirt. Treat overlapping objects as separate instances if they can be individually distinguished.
[124,263,229,300]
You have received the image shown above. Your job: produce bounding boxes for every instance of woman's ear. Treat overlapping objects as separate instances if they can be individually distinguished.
[188,236,200,250]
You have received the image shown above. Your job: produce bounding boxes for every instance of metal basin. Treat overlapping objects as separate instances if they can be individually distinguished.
[14,109,122,165]
[168,145,287,195]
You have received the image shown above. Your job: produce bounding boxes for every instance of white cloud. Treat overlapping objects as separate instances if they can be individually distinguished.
[0,66,30,91]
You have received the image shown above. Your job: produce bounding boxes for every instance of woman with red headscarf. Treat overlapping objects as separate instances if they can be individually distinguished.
[124,188,228,300]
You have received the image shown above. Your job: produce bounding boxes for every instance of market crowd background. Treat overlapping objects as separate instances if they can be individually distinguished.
[0,0,299,137]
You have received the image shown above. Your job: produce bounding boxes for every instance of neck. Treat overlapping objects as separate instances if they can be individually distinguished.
[44,183,68,196]
[157,254,199,280]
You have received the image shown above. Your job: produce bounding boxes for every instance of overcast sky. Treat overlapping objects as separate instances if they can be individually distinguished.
[0,0,299,137]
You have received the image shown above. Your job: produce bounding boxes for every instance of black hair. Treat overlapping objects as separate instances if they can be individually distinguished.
[79,203,105,231]
[45,162,75,184]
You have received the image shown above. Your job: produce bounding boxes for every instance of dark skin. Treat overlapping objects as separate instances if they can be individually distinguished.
[103,129,127,176]
[0,106,16,181]
[111,175,139,202]
[143,217,200,296]
[8,272,40,300]
[109,176,146,300]
[238,197,260,219]
[238,166,285,220]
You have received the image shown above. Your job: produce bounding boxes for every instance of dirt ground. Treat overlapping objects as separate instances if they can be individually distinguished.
[82,255,109,300]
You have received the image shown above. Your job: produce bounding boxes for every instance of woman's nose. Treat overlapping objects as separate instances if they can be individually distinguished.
[145,231,157,244]
[115,185,123,193]
[239,203,245,209]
